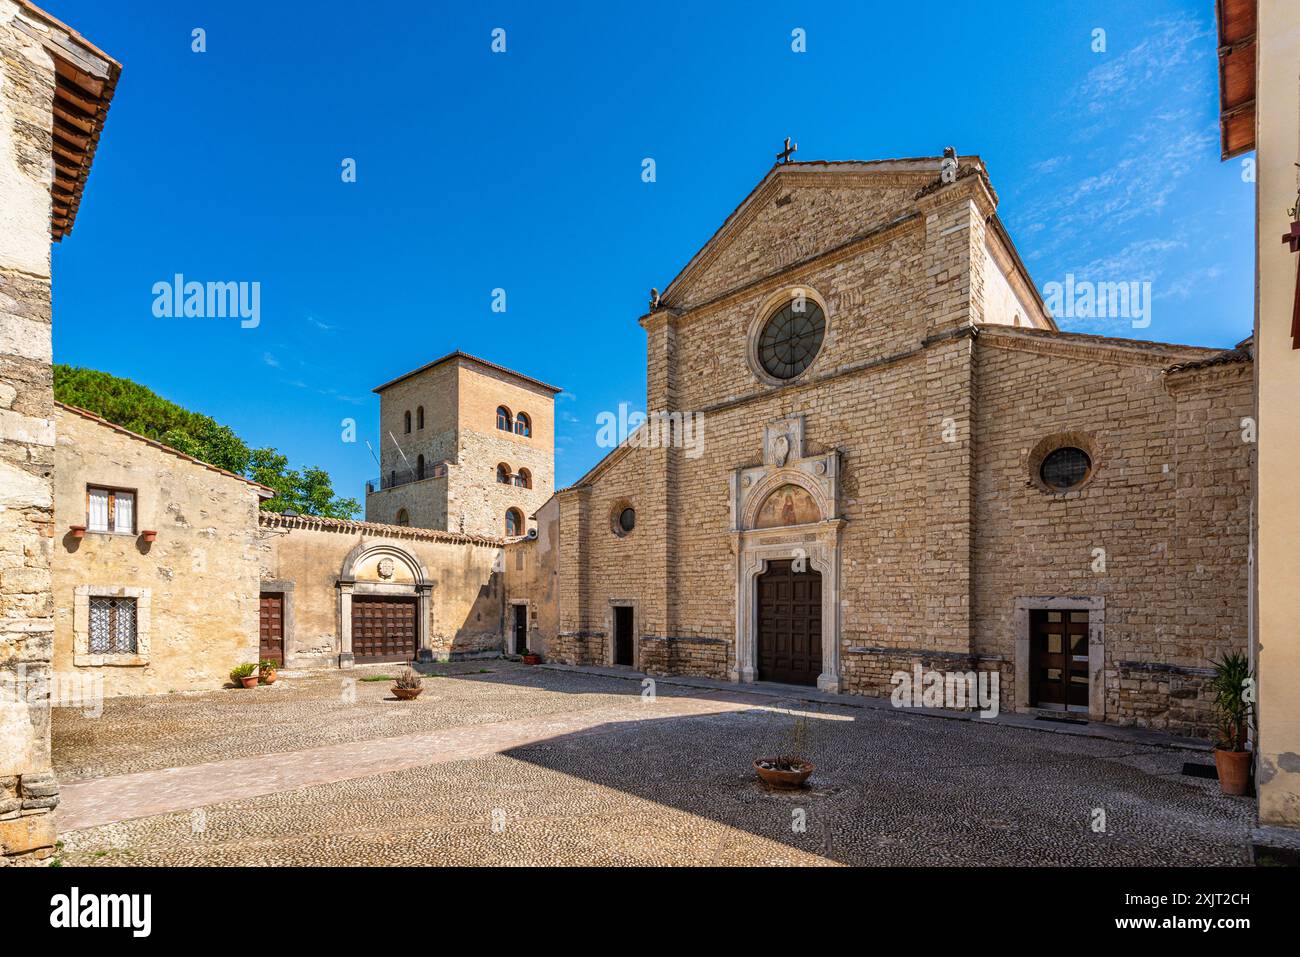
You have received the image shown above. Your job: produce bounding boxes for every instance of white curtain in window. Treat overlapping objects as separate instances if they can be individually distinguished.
[87,488,110,531]
[113,491,134,534]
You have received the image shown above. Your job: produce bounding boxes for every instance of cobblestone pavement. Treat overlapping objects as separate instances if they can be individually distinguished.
[51,663,1255,866]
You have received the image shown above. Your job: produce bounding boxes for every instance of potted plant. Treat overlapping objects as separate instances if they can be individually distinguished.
[140,529,158,543]
[259,659,278,685]
[754,714,816,789]
[1210,651,1254,796]
[69,525,86,539]
[522,649,542,665]
[391,668,423,701]
[230,663,258,689]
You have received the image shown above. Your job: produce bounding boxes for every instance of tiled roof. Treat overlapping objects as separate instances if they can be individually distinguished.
[1164,337,1254,375]
[258,511,504,547]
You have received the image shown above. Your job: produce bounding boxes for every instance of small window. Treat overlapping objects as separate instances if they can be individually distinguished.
[496,463,511,484]
[497,406,512,431]
[618,508,636,534]
[389,470,396,489]
[87,486,135,534]
[89,596,137,654]
[395,509,410,527]
[515,412,531,437]
[514,468,532,489]
[404,410,412,434]
[611,503,636,537]
[1040,447,1092,491]
[417,455,425,480]
[416,406,425,430]
[505,508,524,537]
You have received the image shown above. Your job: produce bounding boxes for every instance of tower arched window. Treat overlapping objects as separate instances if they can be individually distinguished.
[515,412,531,437]
[395,509,410,527]
[404,410,411,434]
[417,455,425,480]
[497,406,512,431]
[416,406,425,430]
[514,468,532,489]
[505,508,524,537]
[496,463,511,484]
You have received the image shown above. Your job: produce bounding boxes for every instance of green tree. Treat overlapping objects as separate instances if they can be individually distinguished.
[54,365,359,519]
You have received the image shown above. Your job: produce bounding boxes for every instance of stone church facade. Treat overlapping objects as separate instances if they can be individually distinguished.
[526,157,1252,736]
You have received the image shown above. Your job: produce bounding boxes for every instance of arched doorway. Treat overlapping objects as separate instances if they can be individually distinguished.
[337,540,432,667]
[756,559,823,685]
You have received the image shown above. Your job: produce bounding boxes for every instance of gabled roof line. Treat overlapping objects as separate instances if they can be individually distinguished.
[56,402,275,498]
[372,350,562,395]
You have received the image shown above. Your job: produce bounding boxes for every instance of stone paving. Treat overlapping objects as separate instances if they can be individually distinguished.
[50,662,1255,866]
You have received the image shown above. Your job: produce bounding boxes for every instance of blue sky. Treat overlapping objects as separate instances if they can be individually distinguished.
[44,0,1252,497]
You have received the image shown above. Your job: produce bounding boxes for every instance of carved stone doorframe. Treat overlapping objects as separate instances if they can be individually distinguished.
[733,520,845,691]
[730,415,844,692]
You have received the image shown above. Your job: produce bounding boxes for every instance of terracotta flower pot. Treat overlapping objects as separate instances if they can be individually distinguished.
[70,525,86,539]
[754,757,814,790]
[260,670,277,685]
[239,676,258,689]
[392,686,422,701]
[141,530,157,543]
[1214,748,1252,796]
[522,654,541,665]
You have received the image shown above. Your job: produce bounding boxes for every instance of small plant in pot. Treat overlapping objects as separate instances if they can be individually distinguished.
[230,663,258,689]
[1210,651,1254,796]
[258,659,278,685]
[755,713,816,789]
[522,649,542,665]
[391,668,423,701]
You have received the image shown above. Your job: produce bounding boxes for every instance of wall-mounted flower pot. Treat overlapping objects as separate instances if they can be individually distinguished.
[141,530,158,543]
[70,525,86,539]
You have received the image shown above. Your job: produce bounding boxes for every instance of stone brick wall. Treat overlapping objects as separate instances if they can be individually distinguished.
[536,159,1251,739]
[0,2,59,864]
[50,406,264,695]
[368,356,555,538]
[639,636,729,679]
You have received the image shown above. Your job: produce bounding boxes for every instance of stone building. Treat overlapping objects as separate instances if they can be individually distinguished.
[258,512,505,667]
[521,156,1253,737]
[0,1,118,863]
[365,351,559,538]
[50,404,271,695]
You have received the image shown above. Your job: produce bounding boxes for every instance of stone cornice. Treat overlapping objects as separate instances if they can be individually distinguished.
[978,326,1223,369]
[258,511,502,548]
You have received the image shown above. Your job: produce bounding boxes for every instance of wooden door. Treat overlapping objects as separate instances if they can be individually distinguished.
[1030,609,1089,710]
[614,606,634,666]
[757,560,822,686]
[351,597,417,663]
[513,605,528,654]
[259,593,284,666]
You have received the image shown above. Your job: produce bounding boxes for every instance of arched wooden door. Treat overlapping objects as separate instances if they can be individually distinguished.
[756,559,822,686]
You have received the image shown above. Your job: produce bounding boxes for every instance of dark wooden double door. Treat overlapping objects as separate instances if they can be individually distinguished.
[757,560,822,686]
[352,596,417,663]
[1029,609,1089,710]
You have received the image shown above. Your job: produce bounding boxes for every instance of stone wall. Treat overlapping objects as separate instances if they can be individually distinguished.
[258,514,505,665]
[0,1,57,864]
[537,160,1251,738]
[50,406,265,695]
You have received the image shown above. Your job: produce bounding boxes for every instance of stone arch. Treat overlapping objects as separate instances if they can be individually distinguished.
[337,539,432,667]
[740,468,829,531]
[340,539,430,585]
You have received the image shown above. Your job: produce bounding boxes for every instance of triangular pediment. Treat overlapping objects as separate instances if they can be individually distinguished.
[661,158,972,310]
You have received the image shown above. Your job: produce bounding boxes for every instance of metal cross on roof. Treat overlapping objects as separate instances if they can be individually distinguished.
[776,137,797,164]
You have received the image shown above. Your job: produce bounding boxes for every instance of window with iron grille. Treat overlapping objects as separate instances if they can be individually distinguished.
[89,596,138,654]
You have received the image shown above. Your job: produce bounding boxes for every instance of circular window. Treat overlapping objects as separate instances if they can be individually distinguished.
[1040,447,1091,491]
[757,299,826,380]
[610,502,636,537]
